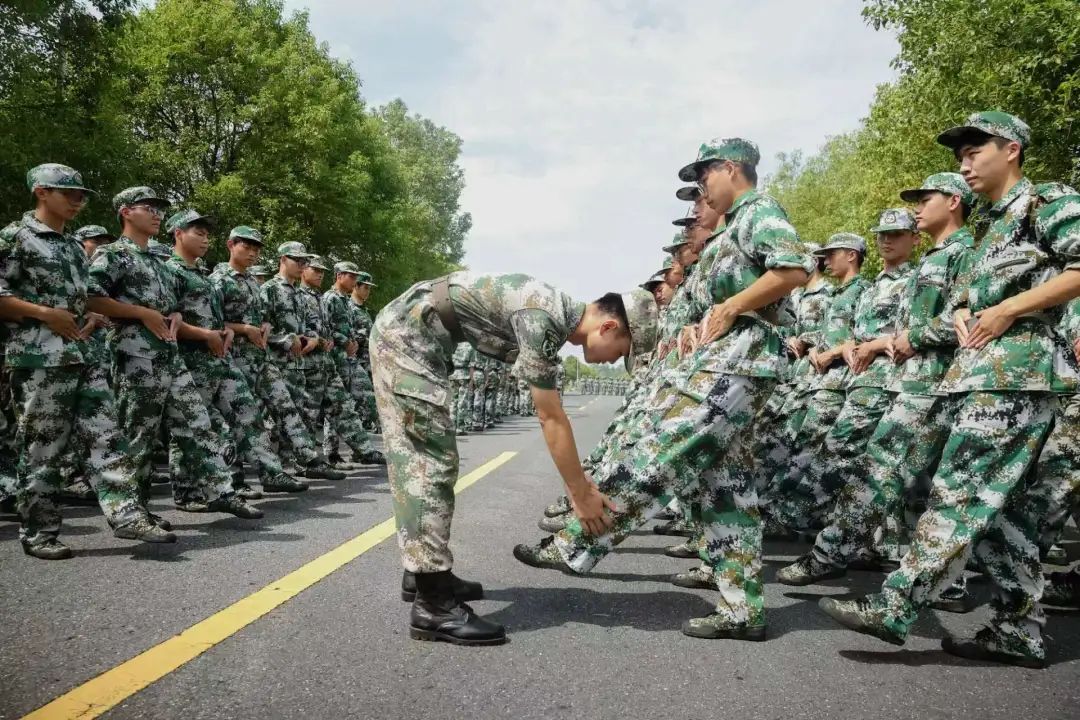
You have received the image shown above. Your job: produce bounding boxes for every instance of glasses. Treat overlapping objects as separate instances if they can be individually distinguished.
[53,188,89,205]
[286,256,310,266]
[131,203,166,219]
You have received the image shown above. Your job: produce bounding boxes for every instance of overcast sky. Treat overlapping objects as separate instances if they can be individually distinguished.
[285,0,898,306]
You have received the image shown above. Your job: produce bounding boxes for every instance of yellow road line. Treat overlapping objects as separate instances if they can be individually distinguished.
[23,451,518,720]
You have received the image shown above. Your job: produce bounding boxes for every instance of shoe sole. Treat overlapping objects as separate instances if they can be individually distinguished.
[665,550,699,559]
[400,590,485,603]
[776,570,846,587]
[930,599,975,614]
[653,528,693,537]
[409,626,507,646]
[512,547,572,573]
[671,579,718,590]
[681,627,767,641]
[941,638,1045,669]
[262,486,308,493]
[818,599,904,646]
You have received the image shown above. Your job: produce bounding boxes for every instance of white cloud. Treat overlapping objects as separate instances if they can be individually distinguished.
[288,0,898,304]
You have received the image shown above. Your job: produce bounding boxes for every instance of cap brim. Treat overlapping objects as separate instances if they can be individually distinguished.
[871,225,913,234]
[675,186,700,201]
[230,235,264,246]
[39,183,97,194]
[677,160,708,182]
[662,242,688,253]
[672,216,696,227]
[936,125,991,149]
[898,188,930,202]
[361,281,377,286]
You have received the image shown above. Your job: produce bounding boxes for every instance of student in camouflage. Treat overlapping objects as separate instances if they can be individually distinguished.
[779,174,976,592]
[762,234,870,531]
[449,341,474,433]
[298,256,384,466]
[0,166,170,558]
[165,211,307,497]
[470,352,490,430]
[371,270,657,645]
[86,186,260,520]
[771,211,916,534]
[822,111,1080,668]
[209,232,344,481]
[517,138,813,641]
[348,272,379,431]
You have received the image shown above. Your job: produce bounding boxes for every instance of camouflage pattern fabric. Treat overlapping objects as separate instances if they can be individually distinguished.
[0,213,143,541]
[88,236,234,505]
[471,355,489,429]
[370,273,585,572]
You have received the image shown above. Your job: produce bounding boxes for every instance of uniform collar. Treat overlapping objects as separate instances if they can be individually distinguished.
[930,227,975,253]
[19,210,68,239]
[990,177,1032,216]
[879,261,913,280]
[725,189,759,223]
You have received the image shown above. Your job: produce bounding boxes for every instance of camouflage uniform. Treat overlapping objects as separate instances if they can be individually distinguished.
[449,342,474,431]
[209,259,322,468]
[551,178,813,631]
[764,262,870,528]
[167,241,294,491]
[811,222,975,568]
[371,272,650,573]
[470,353,489,430]
[89,235,235,506]
[856,174,1080,661]
[348,295,379,429]
[0,211,145,545]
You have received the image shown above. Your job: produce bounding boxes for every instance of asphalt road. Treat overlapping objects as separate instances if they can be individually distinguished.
[1,395,1078,720]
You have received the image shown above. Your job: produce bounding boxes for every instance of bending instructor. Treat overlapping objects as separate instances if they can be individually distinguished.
[370,272,657,645]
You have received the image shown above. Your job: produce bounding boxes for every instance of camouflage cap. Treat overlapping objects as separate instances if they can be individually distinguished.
[250,265,271,277]
[662,232,690,253]
[229,225,264,245]
[675,186,701,202]
[672,213,697,227]
[803,241,822,255]
[815,232,867,255]
[276,240,315,258]
[871,207,918,234]
[165,209,212,234]
[112,186,171,211]
[662,256,675,270]
[26,163,95,194]
[73,225,115,243]
[937,111,1031,150]
[640,270,668,291]
[677,137,761,182]
[899,172,975,207]
[355,271,376,286]
[620,288,659,372]
[308,255,330,271]
[334,261,360,275]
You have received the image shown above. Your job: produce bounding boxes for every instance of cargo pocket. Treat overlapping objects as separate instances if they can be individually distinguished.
[392,371,452,448]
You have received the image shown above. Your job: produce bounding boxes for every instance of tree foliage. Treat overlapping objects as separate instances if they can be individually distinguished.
[0,0,468,310]
[767,0,1080,278]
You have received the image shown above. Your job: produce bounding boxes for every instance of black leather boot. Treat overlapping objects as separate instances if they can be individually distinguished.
[401,570,484,602]
[409,571,506,646]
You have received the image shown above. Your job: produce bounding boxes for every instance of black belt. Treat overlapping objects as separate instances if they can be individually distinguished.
[430,276,465,343]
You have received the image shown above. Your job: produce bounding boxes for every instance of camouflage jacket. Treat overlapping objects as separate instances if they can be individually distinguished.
[891,228,975,394]
[88,236,179,359]
[166,254,224,361]
[688,190,813,377]
[209,263,266,364]
[788,279,833,385]
[298,284,328,368]
[349,298,372,367]
[941,178,1080,393]
[383,272,583,390]
[814,275,871,391]
[260,275,308,368]
[847,262,914,390]
[450,342,473,380]
[321,287,354,360]
[0,212,90,368]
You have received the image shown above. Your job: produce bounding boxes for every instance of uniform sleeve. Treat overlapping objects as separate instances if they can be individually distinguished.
[749,204,815,273]
[87,247,122,298]
[909,245,972,350]
[212,273,240,322]
[262,284,296,352]
[323,294,350,346]
[0,230,21,299]
[1034,185,1080,270]
[509,309,564,389]
[822,285,862,349]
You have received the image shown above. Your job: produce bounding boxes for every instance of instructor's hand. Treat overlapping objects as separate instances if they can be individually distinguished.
[570,479,618,536]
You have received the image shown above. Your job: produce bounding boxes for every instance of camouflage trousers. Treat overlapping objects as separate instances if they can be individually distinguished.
[553,369,775,627]
[238,354,320,467]
[0,364,16,499]
[748,380,798,494]
[761,386,846,529]
[471,371,488,428]
[10,364,144,544]
[485,379,498,421]
[771,386,894,533]
[810,392,953,568]
[304,355,375,457]
[451,377,473,431]
[866,391,1058,654]
[519,385,534,415]
[346,357,378,428]
[1035,394,1080,549]
[113,351,234,506]
[370,323,459,573]
[185,352,284,483]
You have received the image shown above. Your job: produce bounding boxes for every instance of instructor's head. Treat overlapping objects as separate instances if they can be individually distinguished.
[578,289,658,371]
